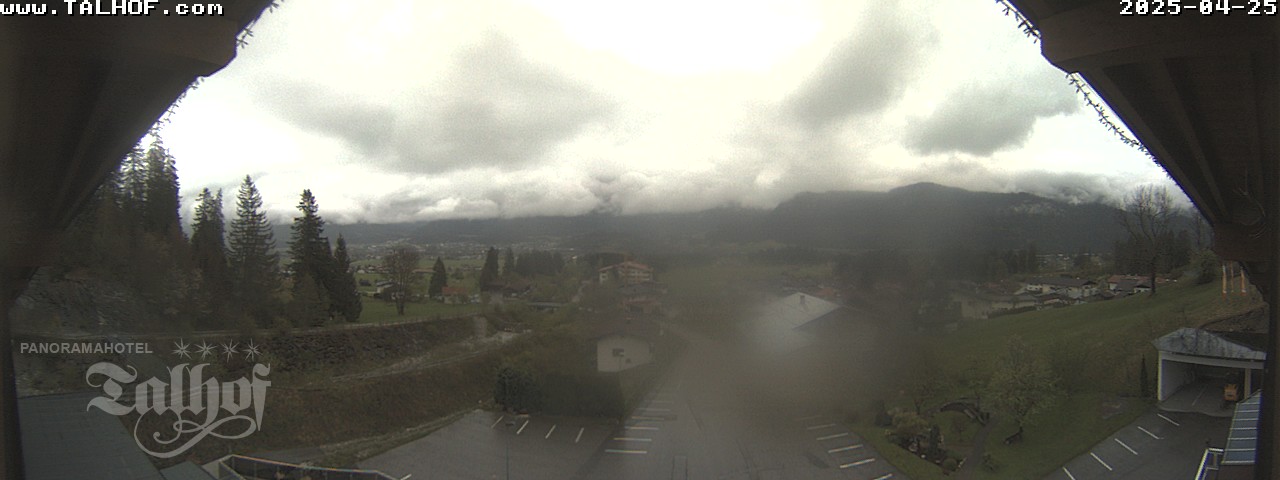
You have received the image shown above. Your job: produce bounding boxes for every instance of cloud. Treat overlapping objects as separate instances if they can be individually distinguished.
[259,33,615,174]
[905,69,1078,156]
[786,1,936,128]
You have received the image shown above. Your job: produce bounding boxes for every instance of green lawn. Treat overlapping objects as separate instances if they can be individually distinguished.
[975,393,1146,479]
[868,280,1264,479]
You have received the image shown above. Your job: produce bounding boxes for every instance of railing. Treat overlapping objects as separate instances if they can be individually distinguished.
[1194,447,1223,480]
[218,455,399,480]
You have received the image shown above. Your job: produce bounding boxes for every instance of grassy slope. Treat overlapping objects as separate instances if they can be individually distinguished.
[915,280,1262,479]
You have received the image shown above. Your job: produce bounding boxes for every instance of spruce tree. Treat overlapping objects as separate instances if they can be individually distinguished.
[503,248,516,277]
[478,246,499,291]
[330,235,362,322]
[190,188,231,328]
[288,189,337,318]
[429,256,448,298]
[228,175,281,326]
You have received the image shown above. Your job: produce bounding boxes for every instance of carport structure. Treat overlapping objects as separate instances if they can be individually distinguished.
[1154,328,1266,409]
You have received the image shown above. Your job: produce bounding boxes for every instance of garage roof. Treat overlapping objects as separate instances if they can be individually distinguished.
[1153,328,1266,361]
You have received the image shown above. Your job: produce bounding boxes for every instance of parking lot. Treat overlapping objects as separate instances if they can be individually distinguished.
[1045,410,1229,480]
[360,410,618,480]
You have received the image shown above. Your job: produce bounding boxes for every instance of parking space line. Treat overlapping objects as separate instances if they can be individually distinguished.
[1114,438,1138,455]
[613,437,653,442]
[605,449,648,455]
[1157,414,1181,426]
[516,420,529,435]
[632,416,664,421]
[806,423,837,431]
[545,424,557,439]
[1062,467,1076,480]
[1090,452,1113,471]
[640,407,671,412]
[816,432,849,441]
[871,474,893,480]
[1137,426,1162,439]
[575,427,584,444]
[490,416,504,429]
[828,444,862,453]
[839,459,874,469]
[626,426,659,431]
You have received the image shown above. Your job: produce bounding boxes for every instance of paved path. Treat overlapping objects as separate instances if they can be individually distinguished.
[1043,410,1228,480]
[955,418,997,480]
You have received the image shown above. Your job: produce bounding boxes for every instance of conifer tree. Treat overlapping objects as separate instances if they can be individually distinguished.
[429,256,448,298]
[190,188,231,327]
[288,189,338,320]
[330,235,362,322]
[478,246,499,291]
[228,175,281,326]
[503,248,516,277]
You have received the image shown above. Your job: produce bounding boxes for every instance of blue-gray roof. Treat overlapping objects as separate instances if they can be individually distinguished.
[159,462,215,480]
[1152,328,1266,360]
[1222,393,1261,465]
[20,391,164,480]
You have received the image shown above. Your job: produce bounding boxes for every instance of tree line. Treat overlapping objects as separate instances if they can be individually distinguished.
[52,139,361,332]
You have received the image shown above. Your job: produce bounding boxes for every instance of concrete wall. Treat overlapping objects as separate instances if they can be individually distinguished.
[1158,353,1193,401]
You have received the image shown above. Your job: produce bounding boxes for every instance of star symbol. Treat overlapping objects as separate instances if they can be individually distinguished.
[221,341,239,361]
[172,339,191,360]
[243,340,262,361]
[195,341,216,360]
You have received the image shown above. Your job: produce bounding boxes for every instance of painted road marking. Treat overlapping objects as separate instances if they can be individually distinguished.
[1157,414,1182,426]
[640,407,671,412]
[871,474,894,480]
[1091,452,1113,471]
[632,416,664,421]
[806,423,837,431]
[828,444,863,453]
[1192,385,1207,405]
[817,432,850,441]
[490,416,504,429]
[516,420,529,435]
[795,414,823,423]
[575,427,584,444]
[626,426,659,431]
[1062,467,1076,480]
[605,449,648,455]
[839,459,874,469]
[613,437,653,442]
[1115,438,1138,455]
[1137,426,1162,439]
[545,424,557,439]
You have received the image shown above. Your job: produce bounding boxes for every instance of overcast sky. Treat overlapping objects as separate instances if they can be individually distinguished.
[162,0,1179,225]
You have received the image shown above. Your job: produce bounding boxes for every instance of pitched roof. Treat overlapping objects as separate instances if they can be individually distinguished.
[1152,328,1266,360]
[1029,276,1096,288]
[592,317,660,341]
[748,293,844,354]
[20,391,164,480]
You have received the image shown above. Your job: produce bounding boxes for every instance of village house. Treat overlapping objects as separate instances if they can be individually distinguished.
[598,260,654,285]
[1022,276,1100,299]
[594,317,660,373]
[618,281,666,315]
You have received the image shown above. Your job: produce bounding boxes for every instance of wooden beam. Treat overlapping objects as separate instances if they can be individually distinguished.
[1078,68,1227,223]
[1146,58,1230,214]
[1039,2,1271,72]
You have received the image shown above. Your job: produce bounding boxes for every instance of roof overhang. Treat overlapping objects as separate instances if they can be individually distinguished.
[1008,0,1279,284]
